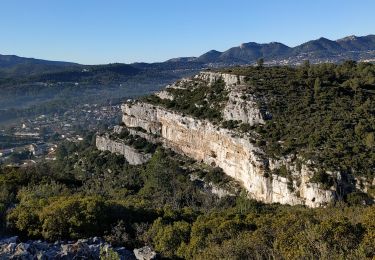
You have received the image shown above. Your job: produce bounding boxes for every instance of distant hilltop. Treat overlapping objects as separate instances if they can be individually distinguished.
[1,34,374,79]
[171,34,375,66]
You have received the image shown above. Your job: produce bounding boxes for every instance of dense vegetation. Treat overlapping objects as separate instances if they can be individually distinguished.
[108,128,158,154]
[0,134,374,259]
[221,62,375,180]
[144,78,228,123]
[145,62,375,182]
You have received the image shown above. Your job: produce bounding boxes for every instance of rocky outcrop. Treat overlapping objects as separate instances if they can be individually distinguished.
[156,71,265,126]
[96,134,152,165]
[223,89,265,125]
[190,173,237,198]
[155,90,174,100]
[195,71,246,86]
[133,246,157,260]
[0,236,136,260]
[121,101,335,207]
[122,103,161,135]
[98,71,349,207]
[355,176,375,195]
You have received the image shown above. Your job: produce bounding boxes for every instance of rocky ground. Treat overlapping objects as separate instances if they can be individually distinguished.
[0,236,157,260]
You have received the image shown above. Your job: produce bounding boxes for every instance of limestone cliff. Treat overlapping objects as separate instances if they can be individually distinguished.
[98,70,371,207]
[121,101,334,207]
[96,134,151,165]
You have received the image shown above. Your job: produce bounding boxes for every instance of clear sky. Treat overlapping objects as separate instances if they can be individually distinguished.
[0,0,374,64]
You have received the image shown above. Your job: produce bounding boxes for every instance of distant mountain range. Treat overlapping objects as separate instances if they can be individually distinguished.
[172,34,375,66]
[1,34,375,80]
[0,34,374,123]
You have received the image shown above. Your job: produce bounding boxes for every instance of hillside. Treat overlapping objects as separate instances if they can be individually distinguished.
[1,133,374,259]
[101,61,375,207]
[0,54,79,78]
[196,34,375,65]
[1,63,375,259]
[0,61,201,124]
[219,63,375,178]
[1,34,374,80]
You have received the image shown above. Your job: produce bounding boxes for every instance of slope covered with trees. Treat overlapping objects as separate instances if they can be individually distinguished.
[144,62,374,195]
[219,61,375,182]
[0,133,374,259]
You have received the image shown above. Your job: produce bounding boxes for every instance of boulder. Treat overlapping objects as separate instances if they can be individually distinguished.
[0,236,18,244]
[0,237,137,259]
[14,242,31,256]
[133,246,157,260]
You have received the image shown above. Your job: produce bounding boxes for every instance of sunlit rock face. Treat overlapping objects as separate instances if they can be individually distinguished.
[96,134,151,165]
[195,71,246,86]
[223,89,265,125]
[97,71,341,207]
[121,100,335,207]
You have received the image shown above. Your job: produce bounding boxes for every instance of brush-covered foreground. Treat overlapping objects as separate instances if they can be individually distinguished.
[0,134,374,259]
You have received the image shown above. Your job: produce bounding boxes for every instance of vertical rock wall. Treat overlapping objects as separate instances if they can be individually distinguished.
[96,134,151,165]
[121,101,336,207]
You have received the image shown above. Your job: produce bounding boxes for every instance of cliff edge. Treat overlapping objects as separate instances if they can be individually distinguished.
[97,67,375,207]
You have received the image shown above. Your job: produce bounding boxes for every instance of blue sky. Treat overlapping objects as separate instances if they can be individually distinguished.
[0,0,374,64]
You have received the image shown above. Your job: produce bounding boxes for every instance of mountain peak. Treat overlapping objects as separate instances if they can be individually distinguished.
[317,37,331,41]
[337,35,358,42]
[206,50,221,54]
[239,42,259,49]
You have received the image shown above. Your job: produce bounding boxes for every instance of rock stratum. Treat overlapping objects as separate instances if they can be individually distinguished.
[97,70,373,207]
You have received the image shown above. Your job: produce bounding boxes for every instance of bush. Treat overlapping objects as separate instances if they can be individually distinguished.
[148,218,191,258]
[8,195,112,240]
[310,171,334,189]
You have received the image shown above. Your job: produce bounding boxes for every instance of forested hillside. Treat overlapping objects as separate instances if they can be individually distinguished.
[0,133,374,259]
[147,61,375,187]
[221,61,375,180]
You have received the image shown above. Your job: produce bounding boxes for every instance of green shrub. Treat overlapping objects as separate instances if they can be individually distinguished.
[310,171,334,190]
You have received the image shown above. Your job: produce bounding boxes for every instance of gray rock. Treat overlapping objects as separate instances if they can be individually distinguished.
[92,236,103,244]
[133,246,157,260]
[0,236,18,244]
[77,238,88,244]
[0,237,137,260]
[39,247,60,259]
[31,241,49,251]
[96,134,152,165]
[14,242,30,256]
[5,243,17,254]
[88,244,101,256]
[116,247,136,260]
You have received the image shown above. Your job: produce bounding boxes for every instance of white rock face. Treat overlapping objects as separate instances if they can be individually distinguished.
[223,90,265,125]
[122,103,161,135]
[161,71,266,125]
[355,176,375,194]
[155,90,174,100]
[100,71,340,207]
[96,134,151,165]
[122,102,336,207]
[195,71,246,86]
[133,246,157,260]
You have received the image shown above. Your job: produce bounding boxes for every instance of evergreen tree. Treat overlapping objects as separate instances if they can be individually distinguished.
[314,77,321,99]
[257,58,264,68]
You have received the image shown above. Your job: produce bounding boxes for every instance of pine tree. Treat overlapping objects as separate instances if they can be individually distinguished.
[257,58,264,68]
[314,77,321,99]
[365,132,374,148]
